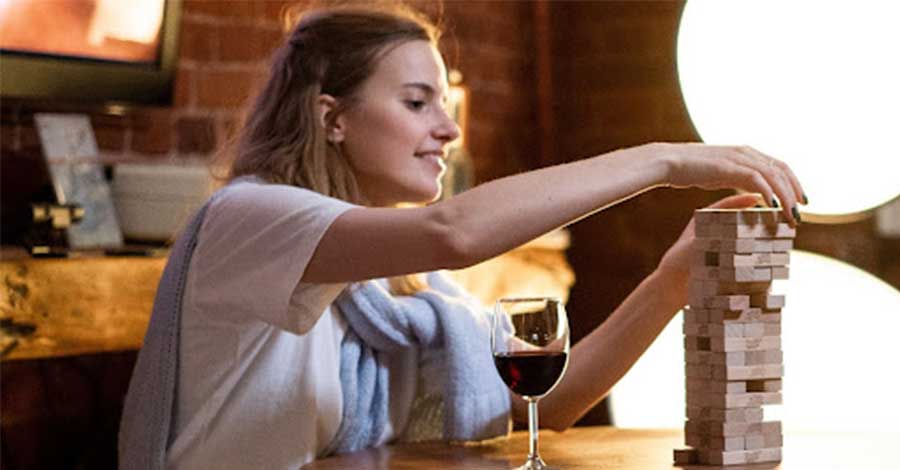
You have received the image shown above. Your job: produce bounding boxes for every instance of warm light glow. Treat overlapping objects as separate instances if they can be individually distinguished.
[677,1,900,220]
[610,250,900,432]
[88,0,165,46]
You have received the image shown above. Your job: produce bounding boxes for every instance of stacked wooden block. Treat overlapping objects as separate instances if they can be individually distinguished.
[674,208,796,466]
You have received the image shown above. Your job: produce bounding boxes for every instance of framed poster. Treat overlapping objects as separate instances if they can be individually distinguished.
[34,113,123,249]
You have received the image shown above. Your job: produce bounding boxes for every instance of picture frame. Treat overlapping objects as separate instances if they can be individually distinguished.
[34,113,123,250]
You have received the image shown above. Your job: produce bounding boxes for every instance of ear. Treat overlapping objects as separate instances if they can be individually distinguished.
[317,94,346,143]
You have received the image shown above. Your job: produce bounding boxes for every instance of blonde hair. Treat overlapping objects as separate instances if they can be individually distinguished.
[217,3,441,295]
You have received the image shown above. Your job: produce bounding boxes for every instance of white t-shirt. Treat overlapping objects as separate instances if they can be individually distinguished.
[166,177,422,469]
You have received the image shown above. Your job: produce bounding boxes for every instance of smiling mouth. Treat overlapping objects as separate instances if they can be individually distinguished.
[414,151,445,161]
[415,152,447,171]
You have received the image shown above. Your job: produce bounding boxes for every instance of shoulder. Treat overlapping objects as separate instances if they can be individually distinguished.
[209,176,357,218]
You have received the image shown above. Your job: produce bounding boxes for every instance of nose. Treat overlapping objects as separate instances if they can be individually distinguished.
[433,107,461,144]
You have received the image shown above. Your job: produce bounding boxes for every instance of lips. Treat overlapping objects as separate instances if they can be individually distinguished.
[414,151,445,160]
[415,151,446,171]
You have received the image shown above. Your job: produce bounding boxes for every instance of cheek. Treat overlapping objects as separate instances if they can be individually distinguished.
[345,109,420,168]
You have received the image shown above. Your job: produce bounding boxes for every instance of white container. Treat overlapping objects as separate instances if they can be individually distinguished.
[111,164,212,242]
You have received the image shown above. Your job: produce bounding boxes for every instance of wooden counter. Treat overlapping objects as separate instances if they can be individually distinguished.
[0,230,573,360]
[303,426,900,469]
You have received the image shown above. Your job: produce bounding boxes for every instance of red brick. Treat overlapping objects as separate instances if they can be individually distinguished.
[93,122,127,152]
[218,23,284,63]
[179,19,217,61]
[176,115,217,154]
[183,0,254,19]
[173,66,195,108]
[1,123,18,153]
[131,108,173,154]
[257,0,306,24]
[19,124,41,152]
[182,0,220,17]
[196,68,263,108]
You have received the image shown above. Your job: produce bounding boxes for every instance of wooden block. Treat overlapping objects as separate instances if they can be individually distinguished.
[692,266,771,282]
[686,433,745,451]
[717,223,796,239]
[694,238,770,254]
[690,250,718,267]
[687,349,781,367]
[771,266,790,279]
[686,378,746,393]
[685,363,713,379]
[746,379,783,392]
[770,239,793,251]
[684,307,710,325]
[685,336,711,351]
[686,322,778,338]
[694,208,785,226]
[695,223,722,238]
[691,279,763,298]
[688,281,718,299]
[706,294,751,310]
[687,391,782,408]
[749,293,786,309]
[714,281,772,295]
[684,322,748,338]
[744,350,783,366]
[697,447,782,465]
[740,322,781,337]
[686,351,747,367]
[686,406,764,423]
[685,420,781,438]
[708,308,781,324]
[711,364,784,381]
[673,448,698,465]
[710,336,780,352]
[720,252,790,268]
[744,432,783,450]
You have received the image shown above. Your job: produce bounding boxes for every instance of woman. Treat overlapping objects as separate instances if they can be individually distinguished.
[120,4,806,470]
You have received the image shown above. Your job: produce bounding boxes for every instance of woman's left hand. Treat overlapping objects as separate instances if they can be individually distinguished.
[655,193,762,306]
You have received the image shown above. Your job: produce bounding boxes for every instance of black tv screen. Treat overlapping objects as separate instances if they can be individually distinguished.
[0,0,181,106]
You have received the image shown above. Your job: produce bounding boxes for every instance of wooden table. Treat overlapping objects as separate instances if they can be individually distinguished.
[302,426,899,469]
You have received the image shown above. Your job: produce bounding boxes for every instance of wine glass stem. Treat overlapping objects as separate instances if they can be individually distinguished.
[528,398,540,460]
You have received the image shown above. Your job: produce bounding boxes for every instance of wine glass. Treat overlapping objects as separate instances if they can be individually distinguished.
[492,297,570,470]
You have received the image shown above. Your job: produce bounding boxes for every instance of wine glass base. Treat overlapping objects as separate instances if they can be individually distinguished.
[516,455,556,470]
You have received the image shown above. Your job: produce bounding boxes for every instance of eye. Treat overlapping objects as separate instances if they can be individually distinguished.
[404,100,427,111]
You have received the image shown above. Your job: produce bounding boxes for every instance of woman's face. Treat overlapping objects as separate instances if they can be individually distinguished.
[335,40,461,206]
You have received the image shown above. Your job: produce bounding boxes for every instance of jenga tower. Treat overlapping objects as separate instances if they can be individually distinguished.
[674,208,796,466]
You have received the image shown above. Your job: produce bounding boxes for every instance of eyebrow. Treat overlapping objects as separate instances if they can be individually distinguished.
[402,82,436,93]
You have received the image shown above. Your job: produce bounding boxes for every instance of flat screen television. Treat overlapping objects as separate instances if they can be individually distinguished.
[0,0,181,106]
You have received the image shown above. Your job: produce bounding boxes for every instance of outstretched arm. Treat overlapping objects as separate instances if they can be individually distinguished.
[304,143,804,283]
[516,194,762,431]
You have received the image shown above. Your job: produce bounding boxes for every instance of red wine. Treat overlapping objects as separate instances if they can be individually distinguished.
[493,351,568,397]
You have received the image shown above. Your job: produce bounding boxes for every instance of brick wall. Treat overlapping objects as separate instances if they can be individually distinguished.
[1,0,538,180]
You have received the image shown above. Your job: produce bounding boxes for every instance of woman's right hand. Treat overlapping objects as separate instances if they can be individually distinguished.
[651,142,807,224]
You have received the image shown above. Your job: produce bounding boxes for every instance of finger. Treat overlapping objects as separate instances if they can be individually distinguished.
[741,146,807,207]
[705,193,761,210]
[774,159,808,206]
[745,147,807,214]
[732,147,799,225]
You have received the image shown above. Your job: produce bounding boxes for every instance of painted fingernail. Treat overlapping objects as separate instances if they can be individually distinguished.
[771,198,779,208]
[802,193,809,205]
[792,206,802,223]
